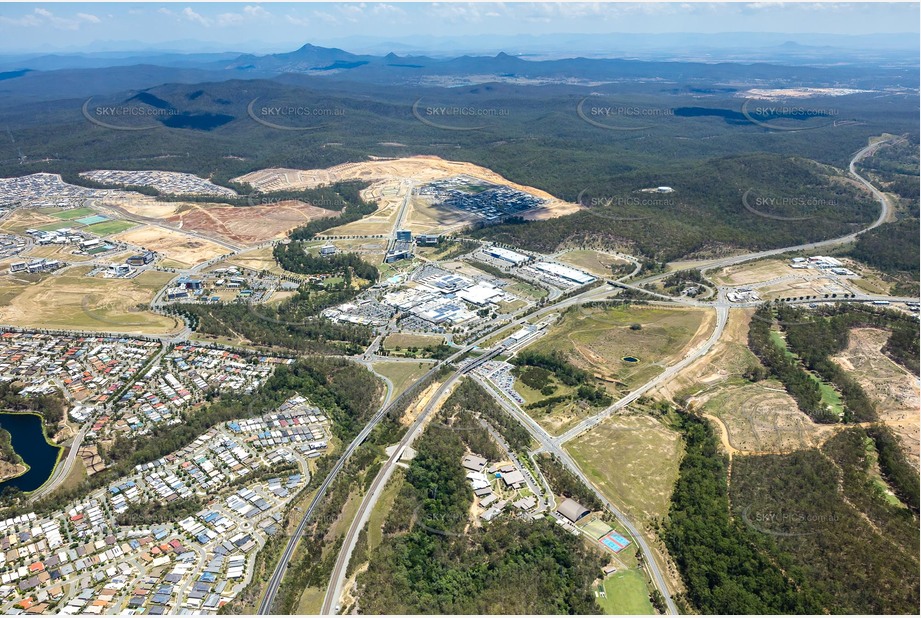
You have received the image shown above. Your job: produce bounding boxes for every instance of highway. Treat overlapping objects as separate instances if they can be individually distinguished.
[481,373,680,614]
[631,136,897,287]
[319,351,500,614]
[256,344,497,614]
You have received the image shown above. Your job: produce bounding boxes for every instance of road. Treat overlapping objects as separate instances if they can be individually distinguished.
[557,300,730,445]
[632,136,897,287]
[480,373,681,615]
[319,357,493,614]
[26,422,89,501]
[256,345,495,614]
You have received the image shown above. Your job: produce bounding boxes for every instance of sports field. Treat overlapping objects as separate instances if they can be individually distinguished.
[86,220,136,236]
[596,570,655,615]
[50,207,95,220]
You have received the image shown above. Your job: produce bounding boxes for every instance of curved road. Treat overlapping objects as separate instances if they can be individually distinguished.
[319,355,496,615]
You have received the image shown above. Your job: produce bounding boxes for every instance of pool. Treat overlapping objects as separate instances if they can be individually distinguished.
[622,356,639,363]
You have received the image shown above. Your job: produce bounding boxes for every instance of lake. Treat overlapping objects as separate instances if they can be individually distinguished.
[0,412,62,494]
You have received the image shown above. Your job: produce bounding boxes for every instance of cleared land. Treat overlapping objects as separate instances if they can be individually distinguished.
[167,201,334,245]
[234,156,583,236]
[370,361,433,398]
[112,225,227,267]
[383,333,444,350]
[832,328,921,465]
[0,266,179,333]
[557,249,631,277]
[699,382,834,453]
[526,304,710,392]
[568,414,683,526]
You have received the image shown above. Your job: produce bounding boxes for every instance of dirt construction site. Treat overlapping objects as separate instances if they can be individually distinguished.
[832,328,921,465]
[100,193,335,246]
[233,156,584,235]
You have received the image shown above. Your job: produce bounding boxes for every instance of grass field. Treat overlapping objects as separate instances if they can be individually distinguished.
[597,570,655,615]
[383,333,444,350]
[567,414,683,525]
[295,587,325,615]
[85,220,136,236]
[37,221,75,232]
[0,266,179,333]
[50,207,95,220]
[371,361,433,398]
[367,468,405,552]
[507,281,548,299]
[558,249,630,277]
[526,304,709,392]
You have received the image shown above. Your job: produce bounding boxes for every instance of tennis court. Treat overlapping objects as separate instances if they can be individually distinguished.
[600,530,631,552]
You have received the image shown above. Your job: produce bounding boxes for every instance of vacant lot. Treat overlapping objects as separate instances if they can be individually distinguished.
[371,361,433,398]
[167,200,334,245]
[0,266,179,333]
[558,249,631,277]
[832,327,921,464]
[568,414,683,526]
[383,333,444,350]
[711,259,794,286]
[526,304,710,392]
[699,381,834,454]
[112,225,227,267]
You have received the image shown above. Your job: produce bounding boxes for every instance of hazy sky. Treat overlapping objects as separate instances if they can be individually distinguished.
[0,2,918,53]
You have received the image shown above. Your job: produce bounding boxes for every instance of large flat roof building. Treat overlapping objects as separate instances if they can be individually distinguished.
[533,262,595,285]
[487,246,529,265]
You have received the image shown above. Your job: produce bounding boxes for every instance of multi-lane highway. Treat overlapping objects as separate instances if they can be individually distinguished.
[319,351,501,615]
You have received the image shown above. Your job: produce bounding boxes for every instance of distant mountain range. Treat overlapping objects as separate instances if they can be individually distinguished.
[0,39,917,105]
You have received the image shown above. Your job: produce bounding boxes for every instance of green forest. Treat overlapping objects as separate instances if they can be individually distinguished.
[663,412,824,614]
[356,402,604,614]
[730,428,919,613]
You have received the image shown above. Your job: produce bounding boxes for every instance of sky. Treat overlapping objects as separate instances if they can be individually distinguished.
[0,2,918,54]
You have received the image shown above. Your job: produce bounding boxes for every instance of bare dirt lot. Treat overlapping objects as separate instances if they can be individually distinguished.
[832,328,921,465]
[700,382,835,453]
[111,225,228,267]
[233,156,583,235]
[103,193,334,246]
[166,200,334,245]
